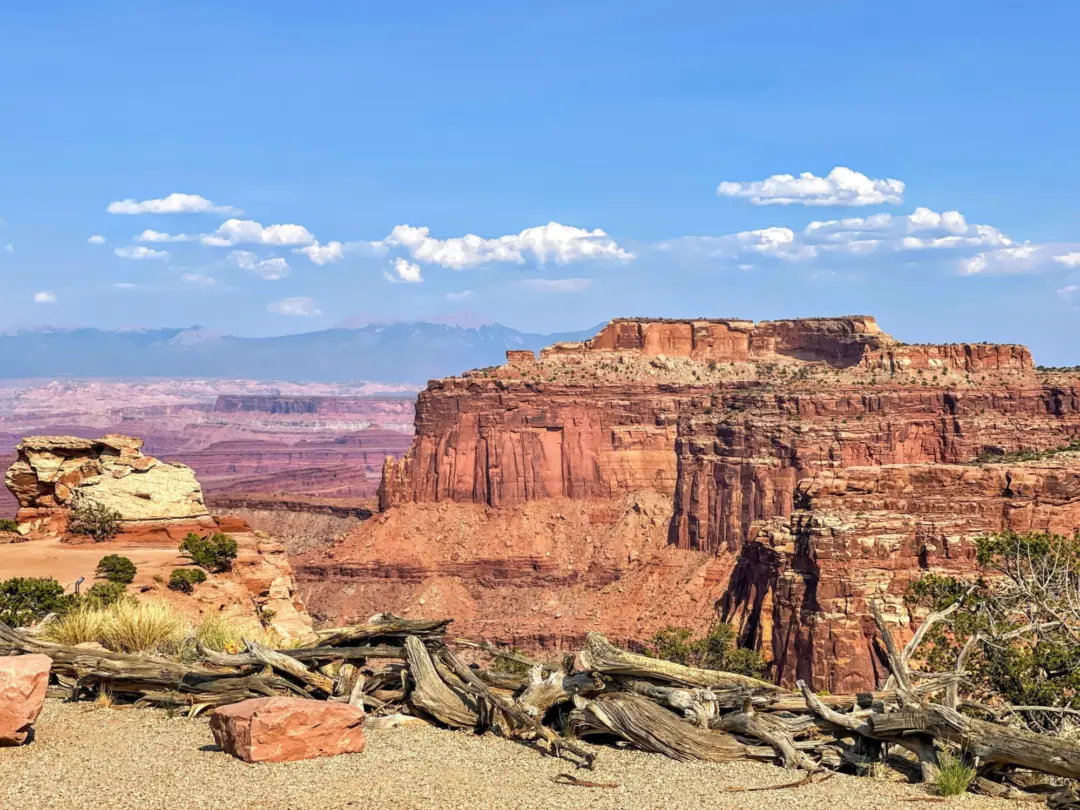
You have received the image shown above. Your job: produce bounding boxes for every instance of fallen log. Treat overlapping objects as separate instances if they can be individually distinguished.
[403,636,478,728]
[310,616,451,648]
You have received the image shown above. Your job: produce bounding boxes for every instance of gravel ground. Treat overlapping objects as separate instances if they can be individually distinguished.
[1,700,1013,810]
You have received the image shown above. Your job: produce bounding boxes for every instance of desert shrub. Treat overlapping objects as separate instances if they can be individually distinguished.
[82,581,130,609]
[95,554,136,584]
[168,567,207,594]
[0,518,19,532]
[42,605,111,646]
[68,500,123,542]
[934,751,975,796]
[179,532,238,572]
[650,622,767,678]
[0,576,77,627]
[103,599,188,655]
[905,530,1080,731]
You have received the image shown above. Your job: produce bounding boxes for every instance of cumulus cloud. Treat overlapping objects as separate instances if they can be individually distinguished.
[107,193,241,215]
[114,246,169,260]
[717,167,905,207]
[383,221,632,269]
[3,244,12,254]
[445,290,474,302]
[960,245,1043,275]
[230,250,290,280]
[383,257,423,283]
[135,229,194,243]
[202,219,315,248]
[1057,285,1078,300]
[267,297,322,316]
[520,278,591,292]
[181,273,216,286]
[34,291,56,304]
[113,282,138,289]
[294,239,386,265]
[88,235,106,245]
[1054,252,1080,268]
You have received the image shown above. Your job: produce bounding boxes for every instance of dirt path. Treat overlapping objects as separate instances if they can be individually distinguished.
[0,700,1012,810]
[2,537,183,591]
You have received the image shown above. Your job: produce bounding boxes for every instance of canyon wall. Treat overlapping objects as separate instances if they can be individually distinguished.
[312,317,1080,690]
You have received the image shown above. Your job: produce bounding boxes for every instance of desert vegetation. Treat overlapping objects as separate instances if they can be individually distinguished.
[67,500,123,542]
[179,531,238,572]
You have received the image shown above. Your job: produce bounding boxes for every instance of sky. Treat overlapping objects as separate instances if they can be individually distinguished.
[1,2,1078,363]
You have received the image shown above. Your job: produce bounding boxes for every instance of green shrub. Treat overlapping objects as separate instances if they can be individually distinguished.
[934,751,975,796]
[0,518,18,532]
[179,532,237,573]
[82,581,130,609]
[168,567,207,594]
[0,577,77,627]
[95,554,137,584]
[68,500,123,542]
[650,622,767,678]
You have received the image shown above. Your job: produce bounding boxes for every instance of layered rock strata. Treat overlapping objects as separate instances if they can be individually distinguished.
[313,317,1080,690]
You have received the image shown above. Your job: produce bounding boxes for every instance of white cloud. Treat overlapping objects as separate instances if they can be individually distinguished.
[135,229,194,243]
[384,221,633,269]
[520,278,591,293]
[202,219,315,248]
[3,244,12,254]
[181,273,216,286]
[445,290,474,302]
[267,297,322,316]
[33,291,56,304]
[1054,252,1080,268]
[114,245,169,260]
[107,193,241,215]
[959,245,1041,275]
[230,250,290,280]
[1057,285,1078,300]
[717,166,905,207]
[88,235,106,245]
[113,282,138,289]
[383,257,423,284]
[294,239,387,265]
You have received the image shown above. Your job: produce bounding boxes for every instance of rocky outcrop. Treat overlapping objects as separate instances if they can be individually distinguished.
[6,434,212,540]
[0,654,50,746]
[210,697,366,762]
[322,317,1080,691]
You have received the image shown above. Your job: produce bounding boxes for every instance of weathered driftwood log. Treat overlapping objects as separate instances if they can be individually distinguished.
[311,616,451,648]
[438,648,597,769]
[197,643,407,667]
[516,666,604,719]
[578,632,778,691]
[712,697,815,770]
[569,692,748,763]
[244,638,335,694]
[620,679,722,727]
[403,636,478,728]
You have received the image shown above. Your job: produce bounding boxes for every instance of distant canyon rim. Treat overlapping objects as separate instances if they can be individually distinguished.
[4,315,1080,693]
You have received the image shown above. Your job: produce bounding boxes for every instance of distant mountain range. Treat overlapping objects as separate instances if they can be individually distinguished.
[0,322,603,383]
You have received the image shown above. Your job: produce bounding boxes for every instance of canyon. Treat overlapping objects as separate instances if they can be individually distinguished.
[300,316,1080,692]
[0,379,416,515]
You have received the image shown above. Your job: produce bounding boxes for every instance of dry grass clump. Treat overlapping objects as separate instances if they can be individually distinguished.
[934,751,976,796]
[43,605,112,646]
[104,599,189,655]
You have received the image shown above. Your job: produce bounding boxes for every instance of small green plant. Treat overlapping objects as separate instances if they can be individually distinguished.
[650,622,767,678]
[934,751,975,796]
[68,500,123,542]
[95,554,136,584]
[82,581,131,609]
[168,567,207,594]
[0,518,19,532]
[179,532,238,573]
[0,577,78,627]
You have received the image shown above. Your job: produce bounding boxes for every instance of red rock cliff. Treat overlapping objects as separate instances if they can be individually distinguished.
[311,316,1077,690]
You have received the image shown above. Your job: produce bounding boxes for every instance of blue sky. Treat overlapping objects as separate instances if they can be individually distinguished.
[1,2,1078,363]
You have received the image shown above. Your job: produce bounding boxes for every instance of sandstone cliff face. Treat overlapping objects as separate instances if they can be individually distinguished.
[334,317,1080,690]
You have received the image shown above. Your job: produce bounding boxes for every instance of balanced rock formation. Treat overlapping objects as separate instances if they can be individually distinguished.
[209,697,366,763]
[0,654,50,746]
[304,316,1080,691]
[6,434,212,541]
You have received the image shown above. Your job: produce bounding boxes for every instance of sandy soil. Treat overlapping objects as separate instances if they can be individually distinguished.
[1,537,183,592]
[0,700,1013,810]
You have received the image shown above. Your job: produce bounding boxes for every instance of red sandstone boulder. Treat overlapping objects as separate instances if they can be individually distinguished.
[0,654,51,746]
[209,697,366,763]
